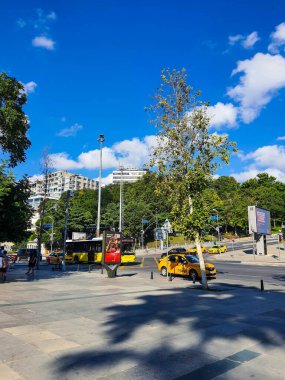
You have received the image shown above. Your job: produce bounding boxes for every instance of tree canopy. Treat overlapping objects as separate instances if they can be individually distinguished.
[0,72,31,167]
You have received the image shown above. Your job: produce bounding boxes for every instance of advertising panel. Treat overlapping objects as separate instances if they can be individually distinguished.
[72,232,87,240]
[103,231,121,265]
[248,206,271,235]
[256,207,271,235]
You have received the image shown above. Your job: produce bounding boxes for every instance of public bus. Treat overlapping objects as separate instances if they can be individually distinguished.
[65,236,136,264]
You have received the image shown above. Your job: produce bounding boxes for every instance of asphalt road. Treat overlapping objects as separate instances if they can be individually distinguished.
[119,256,285,288]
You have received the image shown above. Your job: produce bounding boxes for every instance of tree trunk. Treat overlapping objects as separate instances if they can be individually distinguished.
[195,232,208,290]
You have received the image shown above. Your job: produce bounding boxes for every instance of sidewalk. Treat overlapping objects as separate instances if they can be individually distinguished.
[0,264,285,379]
[137,243,285,266]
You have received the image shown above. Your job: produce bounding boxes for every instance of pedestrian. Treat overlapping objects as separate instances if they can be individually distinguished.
[0,250,8,282]
[26,250,37,275]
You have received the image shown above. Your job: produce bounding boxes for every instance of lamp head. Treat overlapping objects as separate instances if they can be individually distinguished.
[98,134,105,143]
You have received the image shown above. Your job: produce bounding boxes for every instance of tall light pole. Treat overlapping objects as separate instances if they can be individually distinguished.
[62,190,72,271]
[212,209,220,244]
[96,134,105,237]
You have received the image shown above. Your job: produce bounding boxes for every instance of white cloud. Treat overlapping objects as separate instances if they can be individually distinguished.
[241,31,260,49]
[17,19,26,28]
[228,34,243,46]
[101,173,113,185]
[207,102,238,129]
[32,36,55,50]
[28,174,44,183]
[268,22,285,53]
[57,123,83,137]
[228,53,285,123]
[244,145,285,170]
[232,168,285,183]
[49,135,157,171]
[47,11,57,20]
[23,81,37,94]
[277,136,285,141]
[232,144,285,183]
[48,153,82,170]
[228,31,259,49]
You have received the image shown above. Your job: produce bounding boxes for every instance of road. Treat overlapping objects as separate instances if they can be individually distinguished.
[119,255,285,288]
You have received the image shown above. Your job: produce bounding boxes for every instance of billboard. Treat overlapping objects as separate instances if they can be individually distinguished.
[248,206,271,235]
[103,231,121,265]
[72,232,87,240]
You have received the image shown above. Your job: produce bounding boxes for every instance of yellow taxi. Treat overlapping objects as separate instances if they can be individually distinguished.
[46,252,63,265]
[157,253,216,281]
[207,245,227,254]
[188,246,206,254]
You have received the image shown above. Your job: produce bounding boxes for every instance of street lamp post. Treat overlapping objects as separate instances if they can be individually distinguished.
[45,215,54,254]
[212,209,220,244]
[96,134,105,237]
[62,190,72,271]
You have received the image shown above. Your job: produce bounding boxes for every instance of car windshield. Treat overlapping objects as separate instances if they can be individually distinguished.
[185,255,199,263]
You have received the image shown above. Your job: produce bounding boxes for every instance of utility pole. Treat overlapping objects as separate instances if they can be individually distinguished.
[96,134,105,237]
[62,190,71,271]
[119,166,124,233]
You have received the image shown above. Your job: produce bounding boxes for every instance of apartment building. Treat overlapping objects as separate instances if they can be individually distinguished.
[112,168,148,184]
[29,171,98,199]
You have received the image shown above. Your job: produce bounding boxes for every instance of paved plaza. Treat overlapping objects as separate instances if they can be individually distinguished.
[1,262,285,379]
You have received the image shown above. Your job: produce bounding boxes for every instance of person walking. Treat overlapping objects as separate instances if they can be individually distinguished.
[26,250,37,275]
[0,250,8,281]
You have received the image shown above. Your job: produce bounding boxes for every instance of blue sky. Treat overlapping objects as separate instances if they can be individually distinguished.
[1,0,285,183]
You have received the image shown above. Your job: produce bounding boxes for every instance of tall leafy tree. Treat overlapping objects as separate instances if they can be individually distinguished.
[0,72,31,167]
[0,176,32,242]
[147,68,236,289]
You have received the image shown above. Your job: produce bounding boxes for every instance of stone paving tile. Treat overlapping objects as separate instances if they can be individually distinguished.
[0,363,23,380]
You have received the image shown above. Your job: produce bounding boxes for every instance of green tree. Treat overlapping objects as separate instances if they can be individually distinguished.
[147,68,236,288]
[0,72,31,167]
[0,176,32,242]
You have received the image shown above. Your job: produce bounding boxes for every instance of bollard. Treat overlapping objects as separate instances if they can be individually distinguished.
[261,279,264,292]
[150,271,153,280]
[88,265,91,273]
[168,274,172,282]
[101,266,104,274]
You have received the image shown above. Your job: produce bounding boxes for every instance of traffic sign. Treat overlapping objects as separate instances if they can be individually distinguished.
[155,228,167,240]
[163,219,173,233]
[43,224,53,229]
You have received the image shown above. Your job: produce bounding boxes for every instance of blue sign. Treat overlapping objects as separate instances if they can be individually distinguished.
[44,224,53,229]
[210,215,218,221]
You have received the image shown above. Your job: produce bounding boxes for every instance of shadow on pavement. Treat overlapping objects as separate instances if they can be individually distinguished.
[54,284,285,379]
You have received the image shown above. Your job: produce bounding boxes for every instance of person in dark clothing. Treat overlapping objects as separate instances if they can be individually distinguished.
[26,250,37,275]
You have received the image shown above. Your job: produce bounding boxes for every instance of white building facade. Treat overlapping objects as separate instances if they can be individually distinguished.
[112,168,148,184]
[29,171,98,199]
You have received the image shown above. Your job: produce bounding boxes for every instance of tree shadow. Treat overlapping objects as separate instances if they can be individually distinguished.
[54,283,285,378]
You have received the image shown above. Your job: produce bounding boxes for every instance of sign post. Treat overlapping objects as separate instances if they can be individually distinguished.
[163,220,173,281]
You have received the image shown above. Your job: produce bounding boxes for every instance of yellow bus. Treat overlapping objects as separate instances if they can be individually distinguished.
[121,238,136,264]
[65,238,103,264]
[65,237,136,264]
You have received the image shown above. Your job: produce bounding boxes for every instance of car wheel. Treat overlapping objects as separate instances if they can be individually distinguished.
[189,269,198,282]
[161,266,167,277]
[74,256,79,264]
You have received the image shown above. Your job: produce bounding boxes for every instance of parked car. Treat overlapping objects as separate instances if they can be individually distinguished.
[158,253,216,281]
[207,245,227,254]
[46,252,63,265]
[160,247,187,259]
[188,246,206,254]
[17,248,42,261]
